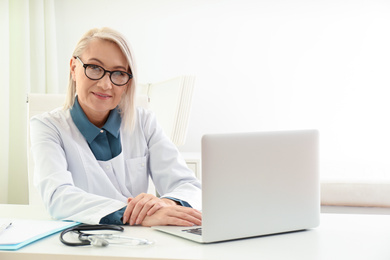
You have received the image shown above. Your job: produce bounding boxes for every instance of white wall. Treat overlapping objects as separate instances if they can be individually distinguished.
[54,0,390,181]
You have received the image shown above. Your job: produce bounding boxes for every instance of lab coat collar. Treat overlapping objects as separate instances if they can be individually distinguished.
[70,96,121,144]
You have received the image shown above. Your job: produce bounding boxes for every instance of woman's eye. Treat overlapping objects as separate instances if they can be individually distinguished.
[89,65,102,71]
[113,71,126,77]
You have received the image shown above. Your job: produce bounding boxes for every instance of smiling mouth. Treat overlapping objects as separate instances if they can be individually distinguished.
[93,92,112,98]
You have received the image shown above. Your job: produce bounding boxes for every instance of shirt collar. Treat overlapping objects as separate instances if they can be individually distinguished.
[70,96,121,144]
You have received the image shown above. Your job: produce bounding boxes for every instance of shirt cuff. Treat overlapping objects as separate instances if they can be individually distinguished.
[99,206,126,225]
[163,197,192,208]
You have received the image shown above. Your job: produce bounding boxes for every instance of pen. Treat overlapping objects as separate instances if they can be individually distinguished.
[0,222,12,235]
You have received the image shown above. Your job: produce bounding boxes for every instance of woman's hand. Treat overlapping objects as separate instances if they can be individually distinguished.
[141,206,202,227]
[122,193,175,225]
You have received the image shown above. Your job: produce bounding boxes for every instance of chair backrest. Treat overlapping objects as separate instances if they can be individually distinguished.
[137,75,195,146]
[26,93,151,206]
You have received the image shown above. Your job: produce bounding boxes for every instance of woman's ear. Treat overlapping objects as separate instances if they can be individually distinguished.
[70,57,77,81]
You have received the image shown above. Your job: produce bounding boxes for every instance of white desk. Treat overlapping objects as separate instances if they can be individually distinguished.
[1,204,389,260]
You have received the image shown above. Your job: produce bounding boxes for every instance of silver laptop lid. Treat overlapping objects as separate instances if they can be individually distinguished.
[201,130,320,243]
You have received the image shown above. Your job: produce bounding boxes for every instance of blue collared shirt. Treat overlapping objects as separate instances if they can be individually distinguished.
[70,96,122,161]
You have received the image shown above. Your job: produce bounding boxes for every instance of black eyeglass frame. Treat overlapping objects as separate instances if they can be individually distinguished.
[75,56,133,86]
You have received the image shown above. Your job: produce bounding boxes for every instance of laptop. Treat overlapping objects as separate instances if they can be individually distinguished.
[152,129,320,243]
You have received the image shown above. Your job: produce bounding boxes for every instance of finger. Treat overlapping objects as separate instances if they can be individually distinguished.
[174,206,202,220]
[166,216,198,227]
[136,200,164,225]
[166,210,202,226]
[130,195,155,225]
[181,208,202,224]
[122,197,134,224]
[141,212,197,227]
[176,212,202,226]
[146,202,164,216]
[129,198,147,225]
[123,194,147,224]
[140,206,202,227]
[135,199,157,224]
[166,207,202,226]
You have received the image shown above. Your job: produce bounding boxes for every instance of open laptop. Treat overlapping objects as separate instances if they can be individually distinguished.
[152,129,320,243]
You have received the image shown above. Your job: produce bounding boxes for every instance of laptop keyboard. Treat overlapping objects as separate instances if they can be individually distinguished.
[182,227,202,236]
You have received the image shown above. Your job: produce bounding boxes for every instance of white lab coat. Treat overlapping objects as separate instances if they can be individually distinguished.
[30,107,201,224]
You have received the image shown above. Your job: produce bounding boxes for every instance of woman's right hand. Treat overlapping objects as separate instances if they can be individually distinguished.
[140,205,202,227]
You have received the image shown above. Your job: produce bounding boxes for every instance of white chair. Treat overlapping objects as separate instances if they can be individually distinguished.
[137,75,195,146]
[26,76,195,206]
[27,94,68,207]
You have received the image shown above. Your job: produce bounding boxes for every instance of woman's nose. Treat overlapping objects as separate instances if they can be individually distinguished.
[97,73,112,90]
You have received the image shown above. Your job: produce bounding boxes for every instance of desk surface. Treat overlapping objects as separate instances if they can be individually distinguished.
[1,204,389,260]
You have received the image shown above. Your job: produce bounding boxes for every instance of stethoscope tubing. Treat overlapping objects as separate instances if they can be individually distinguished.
[60,224,124,246]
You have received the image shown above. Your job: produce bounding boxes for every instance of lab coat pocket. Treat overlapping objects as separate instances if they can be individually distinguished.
[125,156,148,196]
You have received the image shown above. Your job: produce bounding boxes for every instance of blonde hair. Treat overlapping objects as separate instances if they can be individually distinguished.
[64,27,137,131]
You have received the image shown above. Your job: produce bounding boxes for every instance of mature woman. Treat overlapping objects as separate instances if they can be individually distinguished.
[30,27,202,226]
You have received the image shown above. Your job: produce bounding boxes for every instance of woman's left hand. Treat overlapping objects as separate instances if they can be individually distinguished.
[122,193,176,225]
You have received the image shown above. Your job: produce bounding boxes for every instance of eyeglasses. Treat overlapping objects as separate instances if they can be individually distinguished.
[75,56,132,86]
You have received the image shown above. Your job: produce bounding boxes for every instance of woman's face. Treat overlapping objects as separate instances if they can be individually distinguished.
[70,39,129,126]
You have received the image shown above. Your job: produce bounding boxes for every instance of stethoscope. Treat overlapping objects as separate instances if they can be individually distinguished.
[60,224,154,247]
